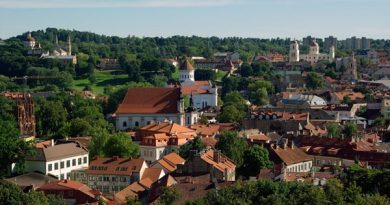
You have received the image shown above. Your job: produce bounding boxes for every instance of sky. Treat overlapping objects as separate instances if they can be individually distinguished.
[0,0,389,40]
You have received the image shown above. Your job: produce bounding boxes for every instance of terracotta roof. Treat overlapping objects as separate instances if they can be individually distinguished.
[201,137,218,147]
[140,168,164,188]
[180,59,194,71]
[35,140,53,148]
[163,152,185,165]
[115,88,181,114]
[114,182,145,204]
[38,179,102,201]
[333,91,365,101]
[139,122,195,135]
[200,150,236,172]
[181,85,209,95]
[27,142,88,162]
[194,81,210,86]
[248,133,271,142]
[271,146,312,166]
[190,124,220,137]
[155,159,176,172]
[86,157,145,176]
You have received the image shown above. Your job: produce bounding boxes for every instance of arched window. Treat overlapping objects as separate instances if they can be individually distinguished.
[122,121,127,127]
[135,121,139,127]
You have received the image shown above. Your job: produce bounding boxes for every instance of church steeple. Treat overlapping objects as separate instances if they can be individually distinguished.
[67,35,72,56]
[55,35,59,47]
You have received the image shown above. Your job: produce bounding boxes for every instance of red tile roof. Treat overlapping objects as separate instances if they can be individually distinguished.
[115,88,181,114]
[86,157,145,176]
[333,91,365,101]
[271,146,312,166]
[200,150,236,172]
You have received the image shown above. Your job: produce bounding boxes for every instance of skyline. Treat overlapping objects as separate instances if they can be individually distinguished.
[0,0,390,40]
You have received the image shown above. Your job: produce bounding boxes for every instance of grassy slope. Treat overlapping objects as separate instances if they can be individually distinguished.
[72,70,129,95]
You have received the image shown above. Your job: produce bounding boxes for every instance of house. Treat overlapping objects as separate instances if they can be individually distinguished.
[38,179,108,205]
[243,110,309,133]
[179,149,236,182]
[190,124,220,138]
[115,87,185,130]
[253,53,285,63]
[246,132,271,145]
[269,142,313,173]
[25,142,89,180]
[177,60,218,111]
[323,104,362,119]
[213,52,240,61]
[325,91,365,104]
[70,156,148,193]
[98,58,121,70]
[151,152,186,174]
[372,67,390,80]
[277,94,327,109]
[381,99,390,117]
[136,122,196,163]
[114,173,177,205]
[41,35,77,64]
[3,172,58,191]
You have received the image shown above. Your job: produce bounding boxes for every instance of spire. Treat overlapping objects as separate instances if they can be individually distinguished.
[55,35,59,47]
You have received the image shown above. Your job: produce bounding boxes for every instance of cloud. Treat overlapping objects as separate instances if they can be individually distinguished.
[0,0,243,8]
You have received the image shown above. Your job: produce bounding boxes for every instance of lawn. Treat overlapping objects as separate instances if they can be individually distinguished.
[72,70,129,95]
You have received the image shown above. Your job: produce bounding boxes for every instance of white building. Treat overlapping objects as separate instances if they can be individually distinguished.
[178,60,218,110]
[115,87,185,130]
[25,142,89,180]
[289,39,335,64]
[41,35,77,64]
[270,143,313,173]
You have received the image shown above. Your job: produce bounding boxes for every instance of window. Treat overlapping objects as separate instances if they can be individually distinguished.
[103,177,109,182]
[78,158,82,165]
[66,160,70,168]
[67,173,70,179]
[54,163,58,170]
[123,121,127,127]
[60,161,64,169]
[48,164,52,171]
[135,121,139,127]
[72,159,76,166]
[83,157,87,164]
[60,174,64,180]
[112,177,117,182]
[68,190,73,197]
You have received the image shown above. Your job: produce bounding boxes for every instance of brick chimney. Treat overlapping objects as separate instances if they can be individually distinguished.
[213,150,221,163]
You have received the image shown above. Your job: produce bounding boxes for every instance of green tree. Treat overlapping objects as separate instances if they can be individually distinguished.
[343,122,359,139]
[35,98,68,139]
[103,132,139,157]
[240,145,273,177]
[127,197,142,205]
[158,187,180,205]
[216,105,244,123]
[326,122,342,138]
[306,72,323,90]
[239,63,253,77]
[179,136,205,159]
[216,131,247,167]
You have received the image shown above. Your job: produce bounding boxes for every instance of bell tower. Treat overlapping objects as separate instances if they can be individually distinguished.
[289,40,300,63]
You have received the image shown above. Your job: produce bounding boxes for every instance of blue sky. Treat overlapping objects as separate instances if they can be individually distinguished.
[0,0,389,39]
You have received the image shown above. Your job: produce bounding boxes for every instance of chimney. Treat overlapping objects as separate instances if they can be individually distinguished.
[51,139,54,147]
[64,179,68,183]
[213,150,221,163]
[291,141,295,149]
[283,139,288,149]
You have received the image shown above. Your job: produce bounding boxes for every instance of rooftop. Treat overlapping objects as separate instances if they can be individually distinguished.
[115,88,181,114]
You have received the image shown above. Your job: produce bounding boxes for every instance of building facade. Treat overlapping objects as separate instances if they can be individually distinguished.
[289,40,335,64]
[25,142,89,180]
[115,87,185,130]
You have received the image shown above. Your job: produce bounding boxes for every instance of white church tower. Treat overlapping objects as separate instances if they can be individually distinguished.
[289,40,300,63]
[179,59,195,85]
[309,40,320,55]
[329,45,335,62]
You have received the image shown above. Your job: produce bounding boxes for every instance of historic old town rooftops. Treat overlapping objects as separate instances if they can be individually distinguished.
[86,156,145,176]
[115,88,181,114]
